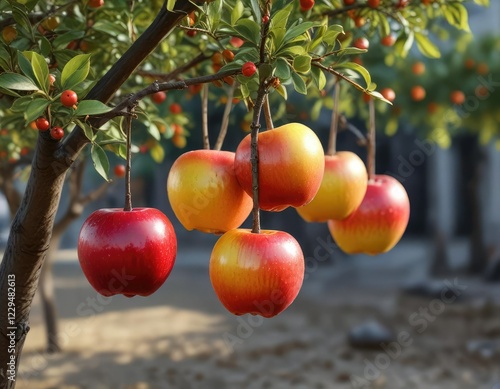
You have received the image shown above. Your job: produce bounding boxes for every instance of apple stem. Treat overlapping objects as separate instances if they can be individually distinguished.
[250,81,272,234]
[327,79,341,155]
[202,83,210,149]
[263,95,274,130]
[214,83,236,151]
[367,98,376,179]
[124,107,135,211]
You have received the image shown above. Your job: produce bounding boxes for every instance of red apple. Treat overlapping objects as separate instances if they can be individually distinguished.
[296,152,367,222]
[234,122,324,212]
[78,208,177,297]
[210,229,304,318]
[167,150,253,233]
[328,175,410,254]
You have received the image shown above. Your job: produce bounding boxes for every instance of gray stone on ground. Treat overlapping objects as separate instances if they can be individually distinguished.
[348,320,395,350]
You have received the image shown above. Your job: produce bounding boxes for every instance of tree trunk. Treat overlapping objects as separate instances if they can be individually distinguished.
[0,136,67,387]
[430,229,451,277]
[37,235,62,354]
[467,142,487,274]
[0,2,197,386]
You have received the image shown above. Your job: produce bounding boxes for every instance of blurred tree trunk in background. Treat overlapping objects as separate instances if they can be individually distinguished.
[467,139,487,275]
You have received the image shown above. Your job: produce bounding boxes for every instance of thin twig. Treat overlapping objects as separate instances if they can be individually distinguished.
[124,107,136,211]
[201,83,210,149]
[327,79,341,155]
[250,81,270,234]
[312,62,368,94]
[94,69,241,126]
[339,115,367,146]
[137,52,210,82]
[214,83,236,151]
[263,95,274,130]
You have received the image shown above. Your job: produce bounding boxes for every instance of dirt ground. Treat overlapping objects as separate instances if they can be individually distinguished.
[16,247,500,389]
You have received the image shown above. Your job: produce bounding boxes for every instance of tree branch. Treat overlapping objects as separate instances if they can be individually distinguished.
[55,0,200,168]
[137,52,210,82]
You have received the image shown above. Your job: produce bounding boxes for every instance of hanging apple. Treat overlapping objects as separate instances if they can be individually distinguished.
[210,229,304,318]
[78,208,177,297]
[296,151,368,222]
[328,175,410,255]
[234,122,324,211]
[167,150,253,233]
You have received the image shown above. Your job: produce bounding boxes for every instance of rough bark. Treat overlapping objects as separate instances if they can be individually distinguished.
[37,237,61,354]
[0,1,197,386]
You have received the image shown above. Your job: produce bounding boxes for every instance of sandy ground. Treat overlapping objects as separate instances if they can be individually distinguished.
[12,245,500,389]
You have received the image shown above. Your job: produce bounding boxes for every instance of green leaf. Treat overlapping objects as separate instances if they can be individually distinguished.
[24,98,50,124]
[0,73,39,90]
[74,100,112,116]
[25,51,49,94]
[415,33,441,58]
[92,20,128,38]
[234,19,260,46]
[311,66,326,90]
[0,86,20,98]
[91,143,110,182]
[231,1,245,25]
[335,62,371,89]
[442,3,470,32]
[75,119,95,142]
[18,51,37,84]
[275,83,288,100]
[9,95,33,112]
[61,54,91,90]
[39,35,52,57]
[166,0,176,11]
[275,58,291,80]
[322,25,343,47]
[291,72,307,95]
[245,0,261,21]
[11,2,35,42]
[52,31,85,49]
[149,143,165,163]
[284,22,314,43]
[293,55,311,74]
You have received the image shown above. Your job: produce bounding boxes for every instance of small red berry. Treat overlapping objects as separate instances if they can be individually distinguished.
[300,0,314,11]
[222,49,235,62]
[367,0,380,8]
[169,103,182,115]
[262,15,269,24]
[380,88,396,102]
[114,164,126,178]
[343,0,356,5]
[88,0,104,8]
[381,35,396,47]
[35,117,50,131]
[186,30,197,37]
[353,37,369,50]
[242,62,257,77]
[60,90,78,107]
[151,91,166,104]
[230,37,244,48]
[50,126,64,140]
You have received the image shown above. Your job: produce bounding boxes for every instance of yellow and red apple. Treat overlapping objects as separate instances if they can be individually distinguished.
[167,150,252,234]
[210,229,305,318]
[328,175,410,254]
[234,122,324,212]
[296,151,367,222]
